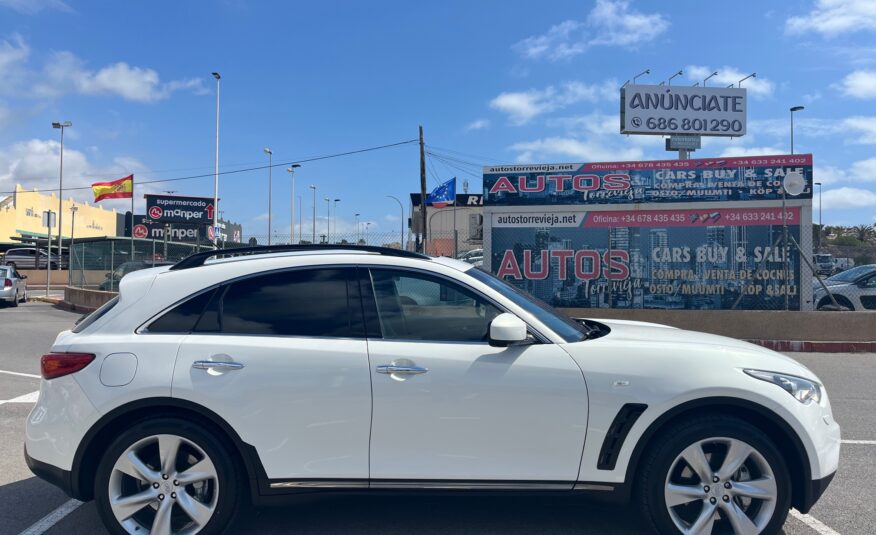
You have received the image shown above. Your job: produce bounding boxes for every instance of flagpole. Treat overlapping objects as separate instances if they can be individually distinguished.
[130,177,135,261]
[452,191,457,258]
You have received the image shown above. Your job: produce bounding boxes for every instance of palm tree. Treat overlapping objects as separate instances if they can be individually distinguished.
[851,224,875,244]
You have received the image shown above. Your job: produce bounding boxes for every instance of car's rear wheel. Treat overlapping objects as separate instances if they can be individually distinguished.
[640,416,791,535]
[94,418,240,535]
[10,290,18,307]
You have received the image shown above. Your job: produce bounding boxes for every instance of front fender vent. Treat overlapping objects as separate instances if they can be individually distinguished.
[597,403,648,470]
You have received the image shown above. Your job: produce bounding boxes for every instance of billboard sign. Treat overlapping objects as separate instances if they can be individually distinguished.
[145,194,214,224]
[620,84,747,136]
[483,154,812,206]
[490,206,801,310]
[125,215,209,242]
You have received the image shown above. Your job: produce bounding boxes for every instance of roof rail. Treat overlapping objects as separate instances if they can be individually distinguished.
[169,244,429,271]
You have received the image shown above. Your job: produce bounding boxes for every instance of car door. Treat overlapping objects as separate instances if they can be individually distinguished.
[858,274,876,310]
[364,267,588,486]
[170,266,373,483]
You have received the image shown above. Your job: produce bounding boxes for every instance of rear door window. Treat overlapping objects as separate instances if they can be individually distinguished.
[220,268,361,337]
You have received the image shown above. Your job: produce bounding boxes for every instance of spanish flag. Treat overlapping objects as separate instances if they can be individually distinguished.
[92,175,133,202]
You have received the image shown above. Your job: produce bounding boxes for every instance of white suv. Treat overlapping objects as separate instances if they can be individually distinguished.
[25,245,840,535]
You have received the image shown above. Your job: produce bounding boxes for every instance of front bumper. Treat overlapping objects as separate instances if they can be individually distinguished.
[799,471,836,514]
[24,445,74,498]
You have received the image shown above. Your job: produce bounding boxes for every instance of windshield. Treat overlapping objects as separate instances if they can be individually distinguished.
[827,265,875,283]
[467,267,587,343]
[0,267,7,278]
[814,255,831,262]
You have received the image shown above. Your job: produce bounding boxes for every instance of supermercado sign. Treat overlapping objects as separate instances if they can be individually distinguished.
[145,194,215,224]
[483,154,812,206]
[620,84,746,136]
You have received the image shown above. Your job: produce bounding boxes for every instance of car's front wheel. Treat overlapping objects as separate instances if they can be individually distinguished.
[639,415,791,535]
[94,418,240,535]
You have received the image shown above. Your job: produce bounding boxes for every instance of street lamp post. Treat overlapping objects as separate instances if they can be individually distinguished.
[386,195,404,248]
[264,148,273,244]
[297,195,302,244]
[324,197,331,243]
[790,106,804,154]
[69,205,78,286]
[211,72,221,248]
[287,164,301,244]
[364,222,371,245]
[354,213,360,243]
[52,120,72,270]
[704,71,718,86]
[309,185,317,243]
[333,199,340,242]
[815,181,823,251]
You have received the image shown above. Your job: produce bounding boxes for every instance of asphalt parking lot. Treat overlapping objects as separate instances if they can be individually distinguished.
[1,301,873,534]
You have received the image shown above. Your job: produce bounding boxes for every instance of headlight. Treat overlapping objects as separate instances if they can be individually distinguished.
[744,369,822,404]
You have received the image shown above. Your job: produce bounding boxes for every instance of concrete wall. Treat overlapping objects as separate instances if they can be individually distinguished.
[18,269,69,286]
[64,286,116,312]
[558,308,876,342]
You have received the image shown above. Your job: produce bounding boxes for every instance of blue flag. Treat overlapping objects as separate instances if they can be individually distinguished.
[426,177,456,208]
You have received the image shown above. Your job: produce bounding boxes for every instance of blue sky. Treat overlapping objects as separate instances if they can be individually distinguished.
[1,0,875,239]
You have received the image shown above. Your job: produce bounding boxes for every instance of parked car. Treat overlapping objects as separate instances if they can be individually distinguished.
[25,245,839,535]
[99,261,173,291]
[3,247,67,270]
[814,264,876,310]
[457,248,483,266]
[0,266,27,306]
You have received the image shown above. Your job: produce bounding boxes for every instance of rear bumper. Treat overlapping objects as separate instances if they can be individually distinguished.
[24,445,75,498]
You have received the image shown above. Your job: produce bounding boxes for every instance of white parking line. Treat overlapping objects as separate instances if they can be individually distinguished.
[0,369,40,379]
[17,499,83,535]
[0,390,40,406]
[841,439,876,445]
[790,509,842,535]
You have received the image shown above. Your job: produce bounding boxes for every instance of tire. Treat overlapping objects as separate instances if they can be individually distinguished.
[10,291,18,307]
[94,417,241,535]
[20,287,27,303]
[817,295,855,311]
[638,415,791,535]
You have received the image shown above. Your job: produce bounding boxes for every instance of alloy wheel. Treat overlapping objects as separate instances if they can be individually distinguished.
[108,434,219,535]
[664,436,777,534]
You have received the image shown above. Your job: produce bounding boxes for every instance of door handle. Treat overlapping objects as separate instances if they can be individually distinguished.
[192,360,245,371]
[376,364,428,375]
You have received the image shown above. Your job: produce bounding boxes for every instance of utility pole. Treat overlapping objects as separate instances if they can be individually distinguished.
[418,125,427,253]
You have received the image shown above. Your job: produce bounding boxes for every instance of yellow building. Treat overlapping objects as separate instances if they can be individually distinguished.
[0,184,119,243]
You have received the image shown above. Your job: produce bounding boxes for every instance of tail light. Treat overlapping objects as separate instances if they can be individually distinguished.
[3,279,11,287]
[41,353,96,380]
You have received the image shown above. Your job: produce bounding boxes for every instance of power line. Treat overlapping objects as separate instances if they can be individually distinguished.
[425,144,511,165]
[1,139,418,197]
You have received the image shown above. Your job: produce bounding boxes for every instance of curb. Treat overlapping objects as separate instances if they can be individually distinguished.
[748,340,876,353]
[28,296,64,305]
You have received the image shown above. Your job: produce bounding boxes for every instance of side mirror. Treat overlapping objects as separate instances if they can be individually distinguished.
[20,274,27,280]
[489,313,529,347]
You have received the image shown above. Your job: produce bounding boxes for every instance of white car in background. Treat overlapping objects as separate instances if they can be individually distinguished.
[814,264,876,311]
[0,265,27,306]
[25,245,839,535]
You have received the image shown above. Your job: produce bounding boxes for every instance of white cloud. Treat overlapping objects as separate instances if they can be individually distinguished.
[843,116,876,144]
[850,157,876,181]
[465,119,490,131]
[489,80,616,125]
[819,187,876,209]
[0,138,151,210]
[719,146,786,158]
[514,0,669,61]
[509,137,643,163]
[786,0,876,37]
[837,70,876,99]
[685,65,774,97]
[0,0,72,14]
[814,165,847,186]
[0,34,29,93]
[36,51,208,102]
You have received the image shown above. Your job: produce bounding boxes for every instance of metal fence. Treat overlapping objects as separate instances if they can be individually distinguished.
[67,232,484,292]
